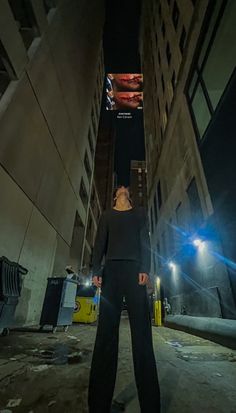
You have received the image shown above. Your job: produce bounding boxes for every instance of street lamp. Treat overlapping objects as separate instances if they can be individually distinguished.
[193,238,205,249]
[168,261,176,270]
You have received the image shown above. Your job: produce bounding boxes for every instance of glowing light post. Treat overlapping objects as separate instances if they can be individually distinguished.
[156,276,161,299]
[154,276,162,326]
[168,261,176,271]
[192,238,205,250]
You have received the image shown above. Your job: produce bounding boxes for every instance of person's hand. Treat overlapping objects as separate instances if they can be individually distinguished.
[138,272,149,285]
[92,276,102,288]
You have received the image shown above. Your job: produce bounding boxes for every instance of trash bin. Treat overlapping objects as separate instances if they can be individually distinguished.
[0,256,28,336]
[73,285,99,323]
[40,277,77,333]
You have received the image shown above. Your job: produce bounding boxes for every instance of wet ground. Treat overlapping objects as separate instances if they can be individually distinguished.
[0,315,236,413]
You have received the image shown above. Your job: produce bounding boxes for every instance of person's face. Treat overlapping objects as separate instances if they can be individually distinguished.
[111,74,143,91]
[113,92,143,110]
[115,186,130,199]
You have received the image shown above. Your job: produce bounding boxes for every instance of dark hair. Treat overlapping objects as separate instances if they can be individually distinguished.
[112,186,133,206]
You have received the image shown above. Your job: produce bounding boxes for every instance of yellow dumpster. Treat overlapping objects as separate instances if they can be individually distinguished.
[73,296,98,323]
[154,300,162,326]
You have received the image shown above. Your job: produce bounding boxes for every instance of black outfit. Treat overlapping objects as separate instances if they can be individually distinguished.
[88,207,161,413]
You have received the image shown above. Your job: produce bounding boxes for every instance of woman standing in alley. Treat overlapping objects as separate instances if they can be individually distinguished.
[88,186,161,413]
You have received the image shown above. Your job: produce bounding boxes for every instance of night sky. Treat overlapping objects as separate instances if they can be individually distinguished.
[102,0,145,186]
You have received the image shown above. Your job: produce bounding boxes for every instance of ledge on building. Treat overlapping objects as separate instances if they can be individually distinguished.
[165,315,236,350]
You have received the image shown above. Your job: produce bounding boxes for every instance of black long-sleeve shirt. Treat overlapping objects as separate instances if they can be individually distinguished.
[92,207,151,276]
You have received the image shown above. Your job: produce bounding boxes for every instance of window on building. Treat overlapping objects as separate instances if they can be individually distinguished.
[138,175,142,182]
[155,32,158,47]
[138,183,142,188]
[84,151,92,181]
[156,242,160,268]
[161,74,165,92]
[157,181,162,209]
[91,108,96,135]
[179,26,186,54]
[162,110,167,131]
[165,102,169,117]
[0,41,15,99]
[8,0,39,49]
[90,186,96,208]
[154,76,157,92]
[186,178,203,230]
[191,83,211,138]
[158,50,161,65]
[187,0,236,140]
[202,1,236,110]
[171,70,176,91]
[162,22,166,37]
[153,194,158,223]
[139,191,143,197]
[166,42,171,65]
[172,1,180,30]
[86,212,93,245]
[153,252,156,273]
[88,128,94,156]
[79,178,88,208]
[161,231,167,259]
[150,208,154,234]
[160,126,164,142]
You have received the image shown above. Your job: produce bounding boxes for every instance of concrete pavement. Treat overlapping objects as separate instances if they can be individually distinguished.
[0,316,236,412]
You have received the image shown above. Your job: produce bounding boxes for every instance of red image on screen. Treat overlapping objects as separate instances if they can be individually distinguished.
[106,73,143,110]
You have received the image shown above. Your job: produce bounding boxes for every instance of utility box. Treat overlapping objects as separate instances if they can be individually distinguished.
[73,296,98,323]
[154,300,162,326]
[0,256,28,336]
[40,277,77,333]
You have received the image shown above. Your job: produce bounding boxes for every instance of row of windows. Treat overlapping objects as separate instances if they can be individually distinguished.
[0,0,55,99]
[150,180,162,232]
[151,178,203,271]
[187,0,236,141]
[153,0,189,140]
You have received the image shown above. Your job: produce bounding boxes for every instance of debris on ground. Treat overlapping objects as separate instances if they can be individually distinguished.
[48,401,56,407]
[6,399,22,408]
[0,410,13,413]
[30,364,51,372]
[67,335,79,340]
[67,351,83,364]
[165,341,183,348]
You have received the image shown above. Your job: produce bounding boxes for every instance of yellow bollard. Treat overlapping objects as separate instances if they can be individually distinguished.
[154,300,162,326]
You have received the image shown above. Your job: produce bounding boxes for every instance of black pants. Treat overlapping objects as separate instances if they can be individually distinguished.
[88,260,161,413]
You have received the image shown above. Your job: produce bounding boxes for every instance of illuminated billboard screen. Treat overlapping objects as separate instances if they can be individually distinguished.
[106,74,143,111]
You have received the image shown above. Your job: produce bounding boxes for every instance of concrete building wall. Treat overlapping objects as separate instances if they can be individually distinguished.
[140,0,236,319]
[0,0,105,325]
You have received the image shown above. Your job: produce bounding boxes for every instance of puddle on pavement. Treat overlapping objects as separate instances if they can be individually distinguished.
[33,344,91,365]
